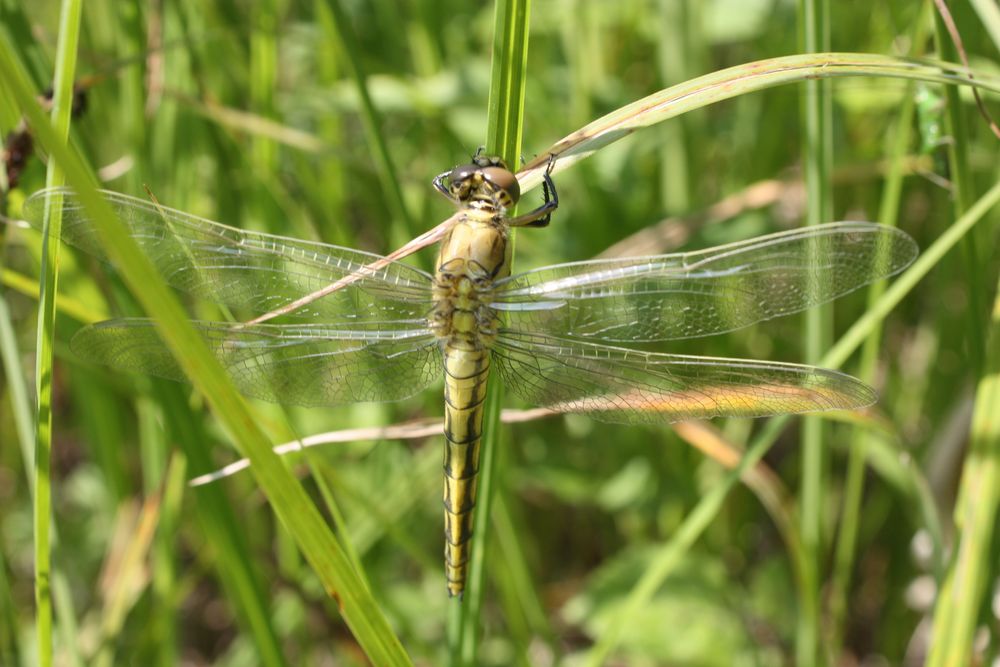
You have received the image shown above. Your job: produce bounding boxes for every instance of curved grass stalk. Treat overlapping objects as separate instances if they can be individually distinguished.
[518,52,1000,191]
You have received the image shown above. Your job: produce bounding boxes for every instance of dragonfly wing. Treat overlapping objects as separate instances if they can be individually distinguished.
[491,223,916,342]
[23,188,434,322]
[72,319,441,406]
[492,332,874,423]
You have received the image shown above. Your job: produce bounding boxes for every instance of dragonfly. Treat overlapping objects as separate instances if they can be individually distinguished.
[24,156,917,597]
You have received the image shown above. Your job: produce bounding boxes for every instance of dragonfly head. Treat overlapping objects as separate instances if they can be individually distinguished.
[445,155,521,210]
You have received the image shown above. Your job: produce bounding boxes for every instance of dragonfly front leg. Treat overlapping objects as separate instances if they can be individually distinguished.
[508,156,558,228]
[433,170,456,202]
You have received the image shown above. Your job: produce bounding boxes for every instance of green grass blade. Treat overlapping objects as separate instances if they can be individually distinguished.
[970,0,1000,49]
[249,0,279,177]
[448,2,532,665]
[317,0,415,246]
[150,448,186,667]
[824,182,1000,370]
[829,8,935,655]
[153,382,288,667]
[485,0,532,161]
[32,2,82,664]
[829,81,915,662]
[924,8,1000,661]
[1,269,106,323]
[933,11,986,375]
[926,268,1000,665]
[0,296,34,483]
[0,38,412,667]
[797,1,832,663]
[50,572,81,667]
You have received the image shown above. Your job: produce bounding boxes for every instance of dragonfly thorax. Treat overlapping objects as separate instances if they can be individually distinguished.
[430,258,501,347]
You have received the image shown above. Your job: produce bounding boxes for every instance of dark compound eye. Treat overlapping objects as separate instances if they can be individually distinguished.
[480,166,520,204]
[448,164,477,185]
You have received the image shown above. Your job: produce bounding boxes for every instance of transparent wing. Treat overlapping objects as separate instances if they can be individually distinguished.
[491,223,917,342]
[23,187,435,322]
[72,319,441,406]
[493,332,874,423]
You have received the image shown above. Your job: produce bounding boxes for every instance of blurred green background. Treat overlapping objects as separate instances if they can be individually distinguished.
[2,0,1000,665]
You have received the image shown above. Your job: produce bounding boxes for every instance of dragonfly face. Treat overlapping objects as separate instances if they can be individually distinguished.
[437,155,521,211]
[23,162,918,598]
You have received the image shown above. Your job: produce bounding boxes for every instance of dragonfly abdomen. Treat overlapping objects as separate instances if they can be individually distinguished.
[442,343,491,597]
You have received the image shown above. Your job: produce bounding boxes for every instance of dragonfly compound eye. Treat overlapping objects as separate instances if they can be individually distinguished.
[480,166,520,206]
[447,164,478,198]
[448,164,477,185]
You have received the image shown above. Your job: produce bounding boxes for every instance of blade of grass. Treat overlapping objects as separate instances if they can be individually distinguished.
[150,449,186,667]
[249,0,278,177]
[933,8,986,375]
[0,0,50,86]
[924,6,1000,661]
[153,382,288,667]
[492,493,556,666]
[0,295,34,484]
[49,571,81,667]
[32,2,82,664]
[0,38,413,667]
[1,268,106,323]
[798,1,832,664]
[581,178,1000,667]
[828,81,915,661]
[317,0,415,246]
[0,547,15,663]
[829,6,934,655]
[655,0,695,215]
[517,53,1000,192]
[449,2,532,665]
[970,0,1000,50]
[926,262,1000,666]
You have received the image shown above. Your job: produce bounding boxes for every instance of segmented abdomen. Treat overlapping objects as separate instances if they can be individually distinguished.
[442,343,490,598]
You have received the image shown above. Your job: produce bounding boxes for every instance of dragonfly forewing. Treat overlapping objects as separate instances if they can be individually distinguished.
[490,222,917,342]
[72,319,441,405]
[23,187,436,322]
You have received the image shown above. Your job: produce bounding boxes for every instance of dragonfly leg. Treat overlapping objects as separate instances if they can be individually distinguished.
[433,170,457,202]
[509,155,558,228]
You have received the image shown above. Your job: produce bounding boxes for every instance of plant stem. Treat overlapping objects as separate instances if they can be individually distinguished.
[798,0,832,663]
[33,2,82,664]
[449,2,532,665]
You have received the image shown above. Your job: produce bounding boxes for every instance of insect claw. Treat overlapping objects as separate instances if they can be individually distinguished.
[545,153,557,175]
